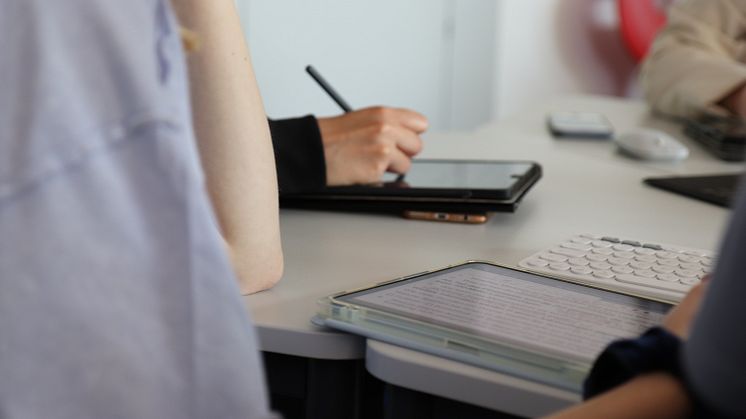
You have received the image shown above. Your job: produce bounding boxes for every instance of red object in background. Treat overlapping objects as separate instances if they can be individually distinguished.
[618,0,668,62]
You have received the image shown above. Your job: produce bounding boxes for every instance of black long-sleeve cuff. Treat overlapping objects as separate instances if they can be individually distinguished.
[268,115,326,194]
[583,327,682,400]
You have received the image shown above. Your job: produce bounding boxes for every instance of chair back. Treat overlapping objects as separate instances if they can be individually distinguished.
[618,0,668,62]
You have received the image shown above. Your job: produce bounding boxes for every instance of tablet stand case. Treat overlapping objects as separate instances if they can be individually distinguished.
[281,161,542,214]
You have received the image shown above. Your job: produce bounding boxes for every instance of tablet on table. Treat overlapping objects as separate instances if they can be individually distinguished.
[316,261,671,392]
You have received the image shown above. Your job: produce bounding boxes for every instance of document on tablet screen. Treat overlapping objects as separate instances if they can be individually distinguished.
[343,265,669,363]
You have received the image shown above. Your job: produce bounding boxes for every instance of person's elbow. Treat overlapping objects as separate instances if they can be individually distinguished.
[230,248,285,295]
[241,262,284,295]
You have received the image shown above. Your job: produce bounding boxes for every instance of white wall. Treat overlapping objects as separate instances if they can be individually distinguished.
[493,0,636,120]
[236,0,636,130]
[236,0,496,131]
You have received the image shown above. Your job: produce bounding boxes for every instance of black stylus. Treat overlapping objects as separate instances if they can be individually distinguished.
[305,65,353,113]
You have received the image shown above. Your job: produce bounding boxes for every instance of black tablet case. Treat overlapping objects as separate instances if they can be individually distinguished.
[280,161,542,213]
[644,173,742,208]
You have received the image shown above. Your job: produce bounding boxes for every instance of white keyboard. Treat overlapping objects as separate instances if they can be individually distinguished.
[518,234,715,303]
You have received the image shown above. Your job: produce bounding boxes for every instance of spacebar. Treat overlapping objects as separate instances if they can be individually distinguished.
[615,274,690,293]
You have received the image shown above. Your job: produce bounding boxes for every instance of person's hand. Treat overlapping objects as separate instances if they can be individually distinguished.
[720,84,746,117]
[662,277,710,339]
[316,106,428,186]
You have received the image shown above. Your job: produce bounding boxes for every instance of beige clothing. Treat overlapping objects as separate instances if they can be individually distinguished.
[641,0,746,117]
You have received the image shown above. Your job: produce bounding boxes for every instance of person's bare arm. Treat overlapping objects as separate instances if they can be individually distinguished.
[546,373,691,419]
[170,0,283,294]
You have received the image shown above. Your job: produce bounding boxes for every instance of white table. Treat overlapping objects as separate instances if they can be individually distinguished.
[247,94,742,416]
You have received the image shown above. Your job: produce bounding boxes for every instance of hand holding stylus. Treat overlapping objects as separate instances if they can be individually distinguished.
[307,66,428,185]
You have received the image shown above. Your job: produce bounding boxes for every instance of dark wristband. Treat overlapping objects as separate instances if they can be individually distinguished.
[583,326,682,400]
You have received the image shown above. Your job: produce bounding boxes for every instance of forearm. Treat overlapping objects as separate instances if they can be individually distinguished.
[547,373,691,419]
[170,0,283,294]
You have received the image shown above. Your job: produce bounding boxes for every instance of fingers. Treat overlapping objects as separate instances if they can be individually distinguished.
[385,146,412,174]
[384,107,429,133]
[371,123,423,157]
[355,106,428,133]
[319,106,427,185]
[359,136,411,177]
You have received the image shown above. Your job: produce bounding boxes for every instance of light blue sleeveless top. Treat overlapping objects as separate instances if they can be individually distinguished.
[0,1,276,417]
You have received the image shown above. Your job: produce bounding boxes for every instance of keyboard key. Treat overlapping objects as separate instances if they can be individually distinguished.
[592,240,612,248]
[580,234,600,240]
[592,247,614,255]
[661,245,681,252]
[571,237,593,245]
[571,266,592,275]
[593,270,615,279]
[634,247,656,255]
[613,244,634,252]
[657,273,680,282]
[549,262,571,271]
[540,253,567,263]
[675,269,699,278]
[656,251,678,259]
[642,243,663,250]
[683,250,708,257]
[568,257,590,266]
[678,255,701,264]
[635,255,657,263]
[635,270,657,278]
[658,259,680,267]
[602,237,620,243]
[590,261,612,270]
[607,257,630,266]
[612,266,634,274]
[652,265,675,274]
[680,277,700,286]
[613,251,635,259]
[630,261,653,270]
[622,240,642,247]
[616,274,690,293]
[679,262,701,271]
[587,254,608,262]
[525,258,549,267]
[561,242,592,251]
[550,247,586,258]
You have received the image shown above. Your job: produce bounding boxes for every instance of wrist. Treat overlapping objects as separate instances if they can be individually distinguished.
[584,327,683,400]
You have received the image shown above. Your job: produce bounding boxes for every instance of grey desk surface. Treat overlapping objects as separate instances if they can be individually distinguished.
[246,94,742,415]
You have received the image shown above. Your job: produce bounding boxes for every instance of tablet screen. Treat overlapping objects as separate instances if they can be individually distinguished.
[380,160,535,190]
[337,263,670,363]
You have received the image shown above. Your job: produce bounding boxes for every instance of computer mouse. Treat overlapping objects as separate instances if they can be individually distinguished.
[615,128,689,161]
